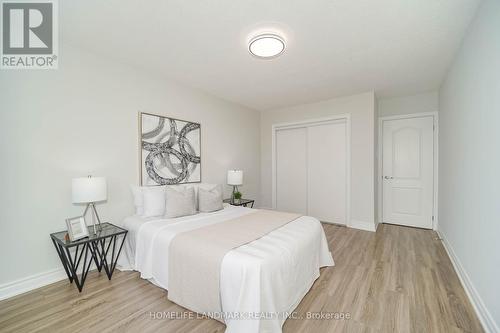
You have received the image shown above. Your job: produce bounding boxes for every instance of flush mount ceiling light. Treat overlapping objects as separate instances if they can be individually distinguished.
[248,34,285,59]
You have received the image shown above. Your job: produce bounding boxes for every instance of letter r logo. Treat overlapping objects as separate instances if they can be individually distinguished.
[2,2,53,54]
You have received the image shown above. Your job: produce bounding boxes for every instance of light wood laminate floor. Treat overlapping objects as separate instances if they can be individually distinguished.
[0,223,483,333]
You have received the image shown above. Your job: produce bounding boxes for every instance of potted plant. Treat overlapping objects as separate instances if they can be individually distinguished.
[233,191,242,204]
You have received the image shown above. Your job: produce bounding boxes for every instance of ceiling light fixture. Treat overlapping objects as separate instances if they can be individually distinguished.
[248,34,285,59]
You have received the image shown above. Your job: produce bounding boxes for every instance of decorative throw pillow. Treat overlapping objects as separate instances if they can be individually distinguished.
[165,186,197,218]
[192,183,218,208]
[142,186,166,217]
[198,185,223,212]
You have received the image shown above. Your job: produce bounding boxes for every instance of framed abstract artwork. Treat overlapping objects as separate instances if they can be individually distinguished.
[139,112,201,185]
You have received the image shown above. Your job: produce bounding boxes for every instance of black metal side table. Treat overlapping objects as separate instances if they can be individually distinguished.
[50,222,128,292]
[223,198,255,208]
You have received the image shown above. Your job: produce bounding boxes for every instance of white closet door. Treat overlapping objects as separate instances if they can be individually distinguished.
[307,121,347,224]
[276,127,308,215]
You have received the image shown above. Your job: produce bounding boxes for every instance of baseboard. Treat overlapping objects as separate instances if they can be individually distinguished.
[437,230,499,333]
[348,219,376,232]
[0,268,67,301]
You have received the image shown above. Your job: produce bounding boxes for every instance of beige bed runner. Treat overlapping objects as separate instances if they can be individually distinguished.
[167,209,301,318]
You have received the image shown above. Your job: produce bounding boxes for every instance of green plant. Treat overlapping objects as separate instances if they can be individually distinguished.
[234,191,242,200]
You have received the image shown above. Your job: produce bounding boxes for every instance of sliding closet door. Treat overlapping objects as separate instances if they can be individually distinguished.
[307,121,347,224]
[275,127,308,215]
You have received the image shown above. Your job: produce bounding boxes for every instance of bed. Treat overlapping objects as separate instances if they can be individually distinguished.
[117,204,334,333]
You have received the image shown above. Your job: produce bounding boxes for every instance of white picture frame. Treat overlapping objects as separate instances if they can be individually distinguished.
[65,216,89,241]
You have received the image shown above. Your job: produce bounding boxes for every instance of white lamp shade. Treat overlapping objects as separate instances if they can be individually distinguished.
[72,177,107,203]
[227,170,243,186]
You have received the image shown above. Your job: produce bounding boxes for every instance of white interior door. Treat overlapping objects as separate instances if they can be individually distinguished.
[276,127,308,215]
[307,121,347,224]
[382,116,434,229]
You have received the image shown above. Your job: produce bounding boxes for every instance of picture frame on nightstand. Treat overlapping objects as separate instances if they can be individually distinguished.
[65,216,89,241]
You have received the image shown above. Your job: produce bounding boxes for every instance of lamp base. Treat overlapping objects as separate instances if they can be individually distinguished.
[231,185,239,203]
[83,203,102,235]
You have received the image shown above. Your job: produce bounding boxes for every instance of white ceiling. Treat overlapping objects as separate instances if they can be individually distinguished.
[61,0,480,111]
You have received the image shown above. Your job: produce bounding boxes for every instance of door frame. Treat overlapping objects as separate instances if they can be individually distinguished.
[377,112,439,230]
[271,114,351,226]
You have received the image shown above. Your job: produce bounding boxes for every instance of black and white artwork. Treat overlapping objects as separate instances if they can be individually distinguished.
[140,112,201,185]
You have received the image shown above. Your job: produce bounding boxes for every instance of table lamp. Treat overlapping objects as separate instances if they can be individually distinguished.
[227,170,243,203]
[72,176,107,234]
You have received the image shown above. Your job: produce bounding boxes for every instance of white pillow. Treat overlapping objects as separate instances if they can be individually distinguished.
[194,183,219,208]
[164,183,218,209]
[198,185,223,212]
[142,186,166,217]
[130,185,144,215]
[165,186,197,218]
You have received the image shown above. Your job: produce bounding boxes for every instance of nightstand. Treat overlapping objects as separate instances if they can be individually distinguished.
[223,198,255,208]
[50,222,127,292]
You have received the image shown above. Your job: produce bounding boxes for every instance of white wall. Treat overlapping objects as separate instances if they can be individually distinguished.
[0,45,261,286]
[439,0,500,331]
[260,92,376,231]
[378,91,438,117]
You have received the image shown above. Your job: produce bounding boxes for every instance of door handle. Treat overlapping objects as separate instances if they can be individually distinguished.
[384,176,394,180]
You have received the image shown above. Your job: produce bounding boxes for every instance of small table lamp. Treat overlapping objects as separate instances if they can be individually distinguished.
[72,176,107,235]
[227,170,243,203]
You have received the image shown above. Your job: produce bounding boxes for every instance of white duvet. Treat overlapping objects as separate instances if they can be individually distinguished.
[117,205,334,333]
